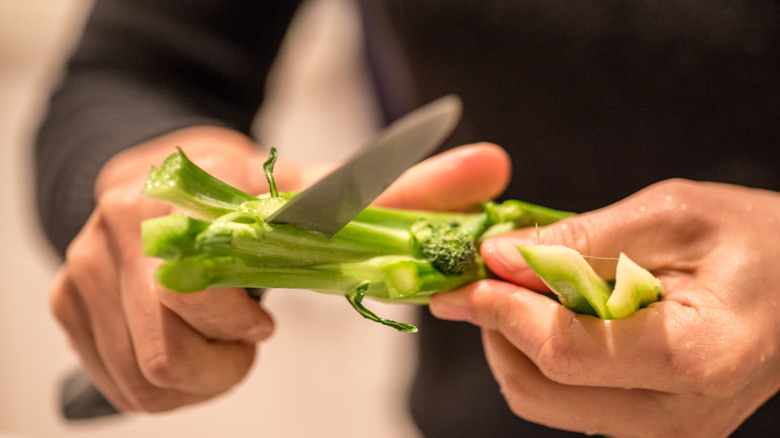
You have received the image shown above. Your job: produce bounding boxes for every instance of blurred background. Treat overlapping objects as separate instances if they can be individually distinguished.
[0,1,421,437]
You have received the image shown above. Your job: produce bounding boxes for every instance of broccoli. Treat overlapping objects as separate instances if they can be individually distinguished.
[518,245,665,319]
[412,221,476,275]
[141,148,575,332]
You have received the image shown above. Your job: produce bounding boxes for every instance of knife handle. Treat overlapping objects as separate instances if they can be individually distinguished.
[60,368,120,420]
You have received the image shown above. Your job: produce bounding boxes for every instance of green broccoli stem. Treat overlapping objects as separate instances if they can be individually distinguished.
[479,199,576,238]
[141,148,575,332]
[144,210,489,300]
[143,146,259,219]
[153,250,487,301]
[142,199,572,299]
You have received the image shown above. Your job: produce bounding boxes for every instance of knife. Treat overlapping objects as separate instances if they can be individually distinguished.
[266,94,462,236]
[60,95,462,420]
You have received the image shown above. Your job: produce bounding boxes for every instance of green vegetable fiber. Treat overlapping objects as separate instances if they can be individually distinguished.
[141,148,575,332]
[606,253,665,318]
[518,245,612,318]
[518,245,665,319]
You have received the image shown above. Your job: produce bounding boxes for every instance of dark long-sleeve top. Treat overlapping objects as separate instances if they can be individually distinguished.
[35,0,780,436]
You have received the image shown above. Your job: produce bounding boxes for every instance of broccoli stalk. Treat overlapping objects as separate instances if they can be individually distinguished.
[141,148,574,332]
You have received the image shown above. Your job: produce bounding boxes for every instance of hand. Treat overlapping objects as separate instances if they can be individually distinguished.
[50,136,509,412]
[49,126,327,412]
[429,179,780,437]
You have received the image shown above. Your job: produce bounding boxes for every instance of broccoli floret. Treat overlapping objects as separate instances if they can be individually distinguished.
[413,222,476,275]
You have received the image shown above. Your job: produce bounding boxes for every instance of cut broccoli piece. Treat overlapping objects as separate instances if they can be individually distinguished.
[518,245,665,319]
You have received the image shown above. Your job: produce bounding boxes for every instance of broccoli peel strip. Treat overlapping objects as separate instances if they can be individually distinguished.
[141,148,574,331]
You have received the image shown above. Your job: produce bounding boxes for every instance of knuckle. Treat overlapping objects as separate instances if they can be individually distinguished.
[537,214,589,250]
[97,187,145,223]
[501,387,539,422]
[97,184,169,230]
[160,291,261,341]
[138,341,254,395]
[645,177,699,196]
[64,216,112,274]
[199,315,258,342]
[641,179,713,235]
[96,186,133,214]
[139,349,186,390]
[48,270,90,334]
[534,328,583,385]
[468,280,522,330]
[48,279,72,324]
[64,232,94,270]
[558,218,596,256]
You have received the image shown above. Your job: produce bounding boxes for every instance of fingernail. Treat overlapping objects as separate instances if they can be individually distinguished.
[484,237,533,270]
[430,292,470,321]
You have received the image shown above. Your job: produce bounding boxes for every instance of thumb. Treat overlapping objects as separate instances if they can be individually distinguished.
[481,181,701,284]
[480,214,620,286]
[374,142,511,211]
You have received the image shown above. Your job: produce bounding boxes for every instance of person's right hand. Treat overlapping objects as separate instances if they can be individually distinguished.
[49,126,330,412]
[50,129,511,413]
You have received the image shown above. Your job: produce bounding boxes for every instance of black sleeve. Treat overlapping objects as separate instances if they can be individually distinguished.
[35,0,301,256]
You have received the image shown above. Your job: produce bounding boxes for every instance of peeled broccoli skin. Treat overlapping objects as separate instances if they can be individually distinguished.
[413,222,476,275]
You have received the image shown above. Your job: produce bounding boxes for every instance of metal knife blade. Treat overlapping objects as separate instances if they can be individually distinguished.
[265,94,462,237]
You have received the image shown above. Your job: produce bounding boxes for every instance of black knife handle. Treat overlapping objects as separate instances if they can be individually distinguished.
[60,368,120,420]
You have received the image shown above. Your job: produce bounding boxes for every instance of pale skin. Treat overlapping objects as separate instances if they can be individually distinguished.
[431,179,780,437]
[50,128,780,435]
[49,126,510,412]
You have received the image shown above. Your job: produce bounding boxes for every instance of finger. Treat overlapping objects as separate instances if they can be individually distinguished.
[124,282,259,397]
[123,276,259,397]
[103,224,259,396]
[49,269,133,412]
[94,181,264,396]
[98,173,272,346]
[479,237,551,290]
[68,215,210,411]
[430,279,702,392]
[375,142,511,211]
[157,284,274,344]
[481,329,642,435]
[67,214,152,409]
[480,330,717,437]
[481,179,717,281]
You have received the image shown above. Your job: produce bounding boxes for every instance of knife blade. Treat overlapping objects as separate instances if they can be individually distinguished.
[265,94,462,237]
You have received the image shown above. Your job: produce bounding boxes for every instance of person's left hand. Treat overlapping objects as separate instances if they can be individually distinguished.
[429,179,780,437]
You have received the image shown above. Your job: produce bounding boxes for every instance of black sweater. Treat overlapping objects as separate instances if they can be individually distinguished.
[36,0,780,436]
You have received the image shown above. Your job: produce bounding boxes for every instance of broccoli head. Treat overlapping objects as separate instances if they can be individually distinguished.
[413,222,477,275]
